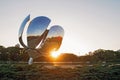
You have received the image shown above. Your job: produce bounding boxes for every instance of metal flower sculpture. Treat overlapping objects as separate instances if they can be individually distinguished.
[18,15,64,65]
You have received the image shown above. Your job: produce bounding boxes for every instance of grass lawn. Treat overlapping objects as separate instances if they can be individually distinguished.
[0,63,120,80]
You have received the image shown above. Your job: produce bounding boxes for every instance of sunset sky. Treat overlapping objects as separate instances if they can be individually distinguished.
[0,0,120,55]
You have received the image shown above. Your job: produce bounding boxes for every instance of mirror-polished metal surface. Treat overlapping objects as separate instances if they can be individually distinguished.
[39,25,64,54]
[19,15,30,48]
[27,16,51,48]
[18,15,64,65]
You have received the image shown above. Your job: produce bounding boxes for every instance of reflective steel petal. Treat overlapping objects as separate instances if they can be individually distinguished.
[27,16,51,48]
[18,15,30,48]
[39,25,64,54]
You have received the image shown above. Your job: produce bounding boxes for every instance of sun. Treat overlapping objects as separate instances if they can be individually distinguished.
[51,51,60,59]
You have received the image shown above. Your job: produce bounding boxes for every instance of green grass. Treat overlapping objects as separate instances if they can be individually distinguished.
[0,63,120,80]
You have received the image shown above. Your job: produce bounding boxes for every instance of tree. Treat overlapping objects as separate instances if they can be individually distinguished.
[6,46,21,61]
[57,53,78,62]
[0,46,8,61]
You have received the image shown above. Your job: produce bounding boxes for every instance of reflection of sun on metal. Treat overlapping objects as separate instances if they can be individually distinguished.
[18,15,64,65]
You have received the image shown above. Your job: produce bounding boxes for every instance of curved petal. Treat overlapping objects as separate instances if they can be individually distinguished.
[27,16,51,48]
[39,25,64,54]
[18,15,30,48]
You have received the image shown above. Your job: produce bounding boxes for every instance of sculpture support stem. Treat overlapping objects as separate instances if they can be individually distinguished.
[28,57,33,65]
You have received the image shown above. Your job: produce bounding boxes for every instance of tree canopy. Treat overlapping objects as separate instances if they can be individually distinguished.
[0,45,120,63]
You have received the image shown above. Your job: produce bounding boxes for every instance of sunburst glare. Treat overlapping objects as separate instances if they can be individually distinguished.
[51,51,60,59]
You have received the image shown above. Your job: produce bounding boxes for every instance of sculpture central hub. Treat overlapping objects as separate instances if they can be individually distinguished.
[18,15,64,65]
